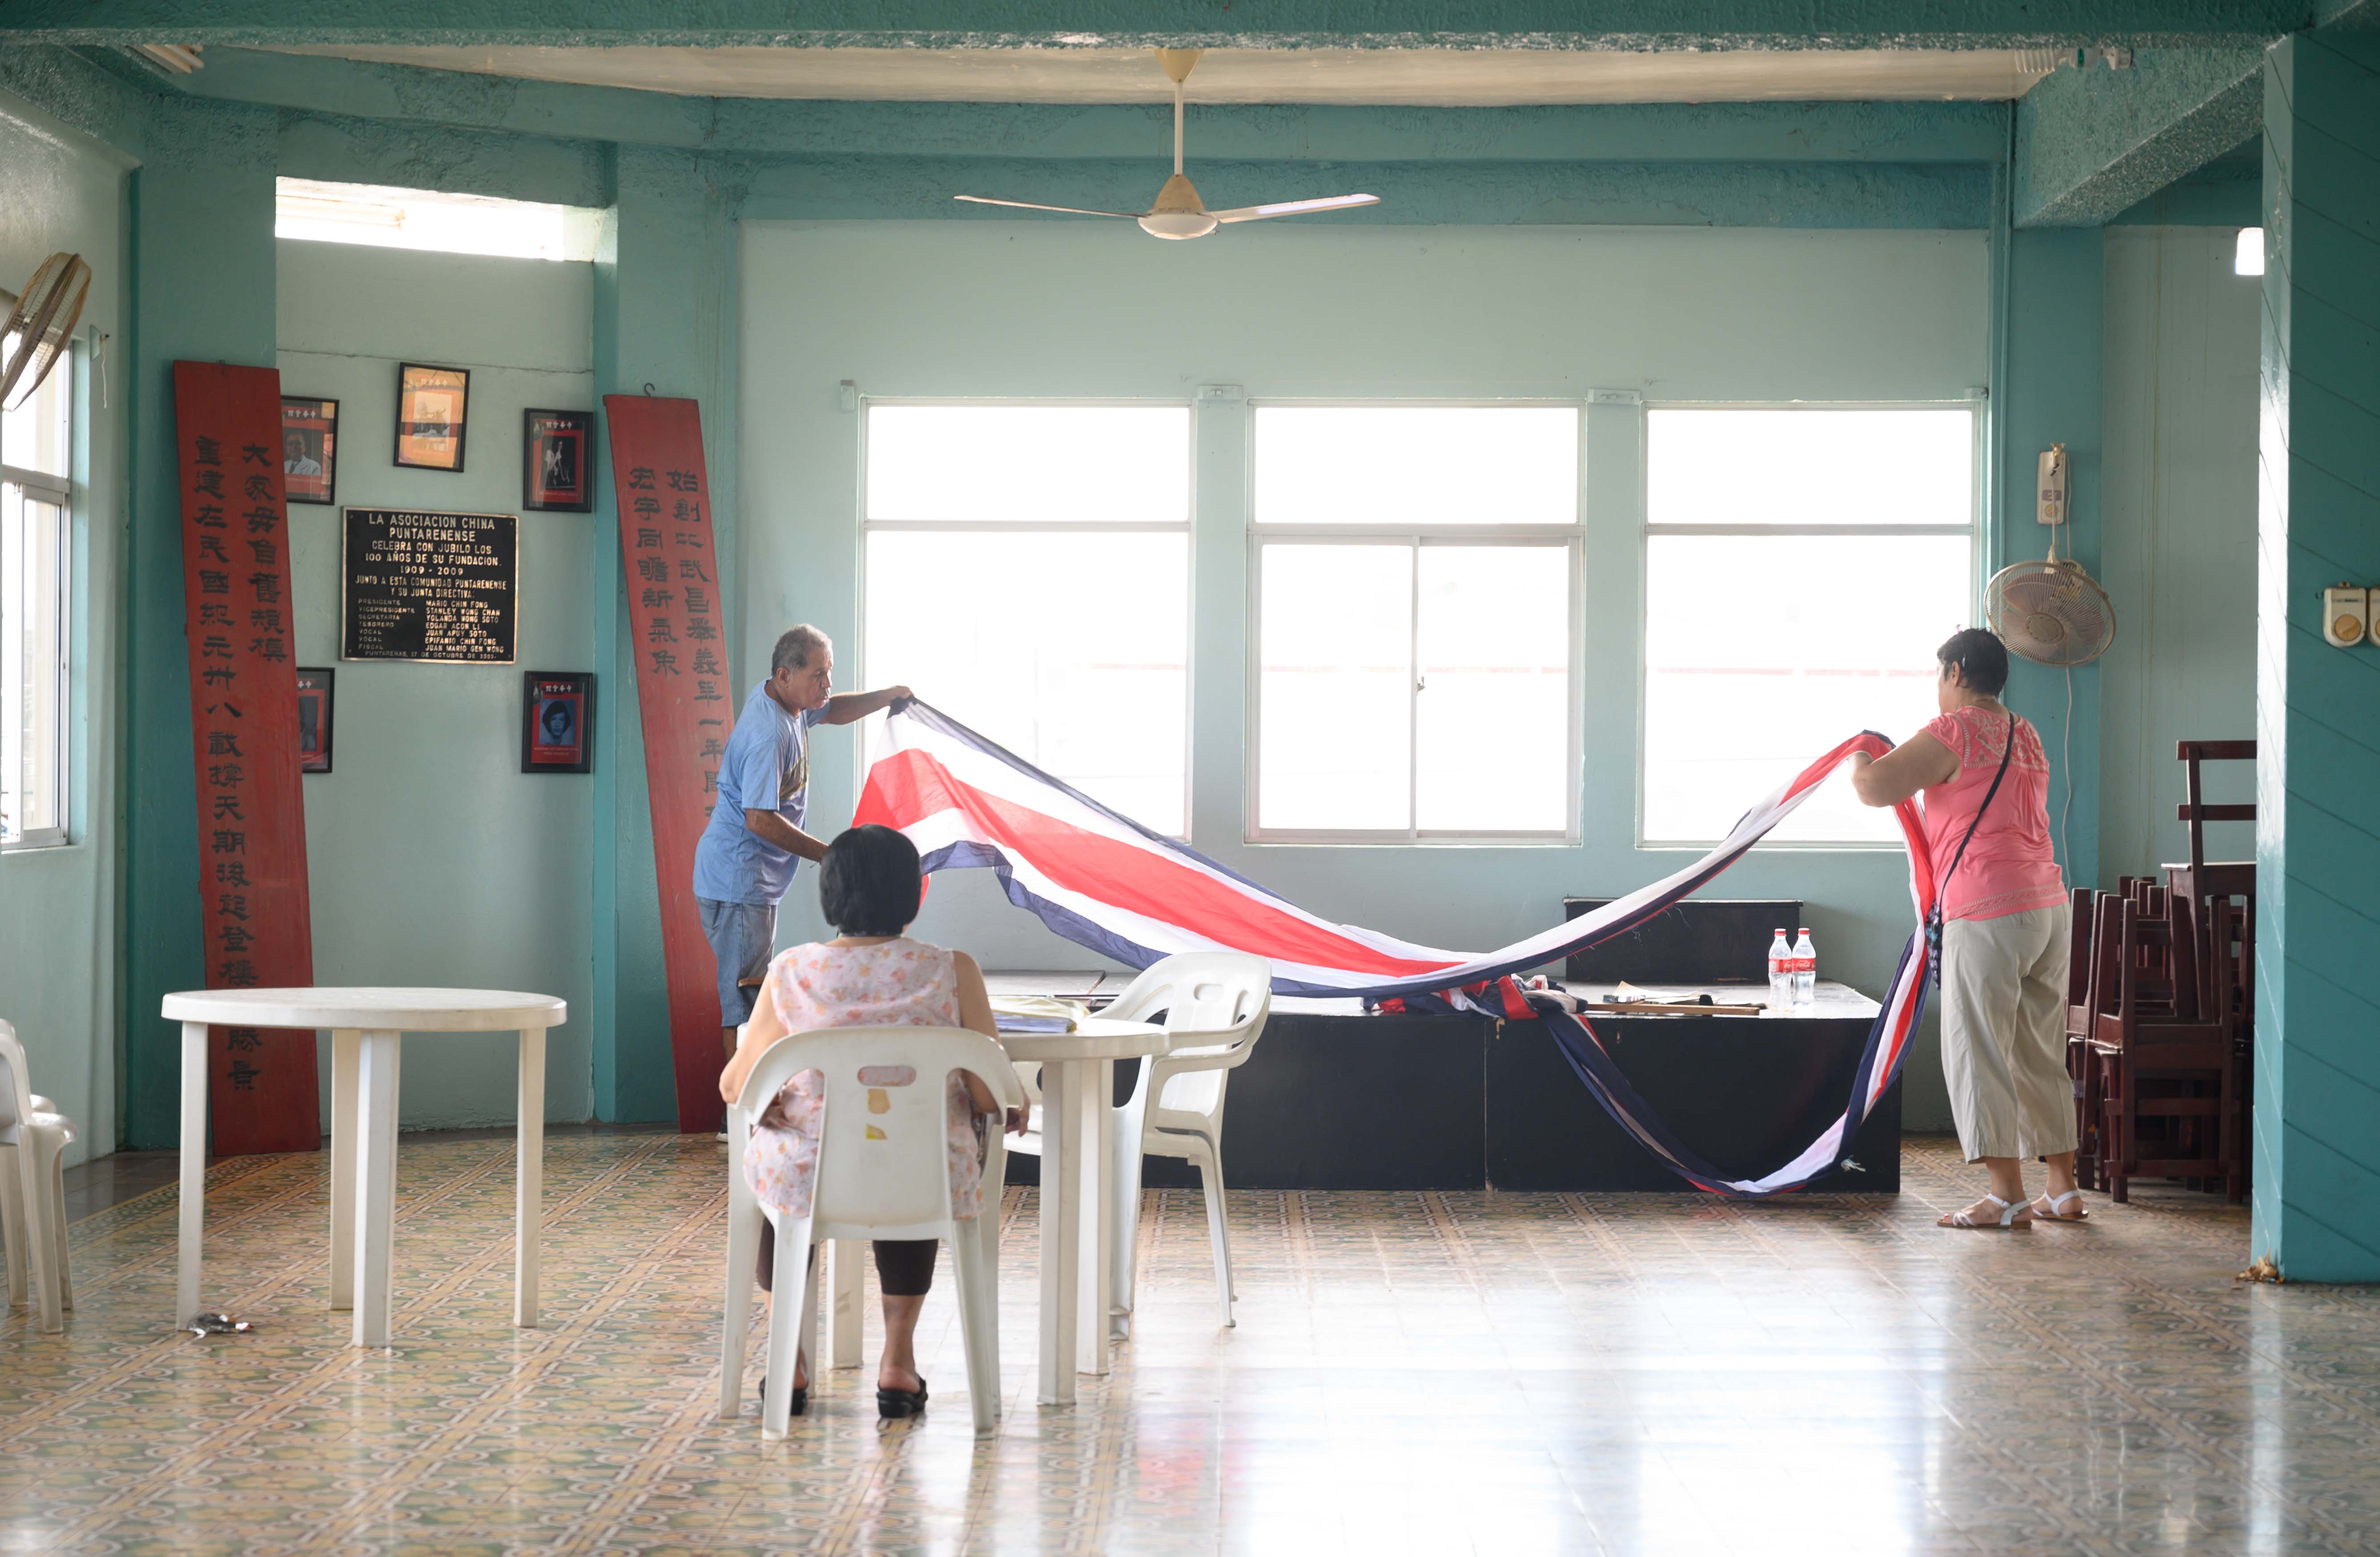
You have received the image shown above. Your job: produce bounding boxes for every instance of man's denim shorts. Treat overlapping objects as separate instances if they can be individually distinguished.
[697,898,777,1027]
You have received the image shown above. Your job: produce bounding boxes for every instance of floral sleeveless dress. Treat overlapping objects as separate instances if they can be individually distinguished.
[744,938,986,1221]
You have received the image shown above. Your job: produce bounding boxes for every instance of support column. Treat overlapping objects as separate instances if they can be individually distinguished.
[122,99,280,1149]
[2252,31,2380,1282]
[1998,227,2106,890]
[590,145,742,1124]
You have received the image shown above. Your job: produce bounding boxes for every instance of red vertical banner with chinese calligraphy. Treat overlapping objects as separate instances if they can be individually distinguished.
[603,395,729,1133]
[172,361,320,1154]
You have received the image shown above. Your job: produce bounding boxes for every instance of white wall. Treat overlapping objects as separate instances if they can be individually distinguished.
[2098,227,2260,880]
[0,90,130,1165]
[741,221,1988,1129]
[277,239,597,1128]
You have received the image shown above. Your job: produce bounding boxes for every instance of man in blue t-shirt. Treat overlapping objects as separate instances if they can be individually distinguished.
[691,624,909,1056]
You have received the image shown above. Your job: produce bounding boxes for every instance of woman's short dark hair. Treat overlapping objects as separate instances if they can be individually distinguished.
[818,824,922,937]
[1936,627,2010,696]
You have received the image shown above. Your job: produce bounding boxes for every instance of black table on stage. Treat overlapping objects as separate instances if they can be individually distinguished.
[992,973,1898,1193]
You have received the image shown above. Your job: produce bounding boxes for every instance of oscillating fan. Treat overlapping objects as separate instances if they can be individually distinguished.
[0,252,91,411]
[956,49,1379,240]
[1984,527,2116,666]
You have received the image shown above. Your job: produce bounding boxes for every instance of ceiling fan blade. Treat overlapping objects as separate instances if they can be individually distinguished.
[1211,194,1381,224]
[953,195,1143,219]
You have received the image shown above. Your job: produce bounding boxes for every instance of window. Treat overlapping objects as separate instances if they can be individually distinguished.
[2,342,73,849]
[275,178,602,262]
[1641,406,1976,846]
[862,404,1191,836]
[1252,405,1579,840]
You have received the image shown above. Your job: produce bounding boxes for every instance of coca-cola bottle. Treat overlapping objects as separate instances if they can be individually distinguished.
[1792,927,1817,1007]
[1767,930,1792,1011]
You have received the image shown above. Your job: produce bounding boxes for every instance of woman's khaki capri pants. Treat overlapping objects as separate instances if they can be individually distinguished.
[1940,902,2077,1163]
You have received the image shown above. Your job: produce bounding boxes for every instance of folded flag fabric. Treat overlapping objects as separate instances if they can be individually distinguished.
[857,698,1941,1197]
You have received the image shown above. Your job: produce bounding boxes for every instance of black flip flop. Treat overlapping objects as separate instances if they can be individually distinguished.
[876,1376,928,1419]
[756,1375,808,1419]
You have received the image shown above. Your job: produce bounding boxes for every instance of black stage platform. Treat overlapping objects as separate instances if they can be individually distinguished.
[993,974,1898,1194]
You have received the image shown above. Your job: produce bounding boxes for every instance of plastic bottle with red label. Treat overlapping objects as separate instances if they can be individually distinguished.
[1791,927,1817,1007]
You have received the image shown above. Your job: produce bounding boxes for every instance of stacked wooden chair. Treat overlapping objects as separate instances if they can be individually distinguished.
[2064,742,2257,1205]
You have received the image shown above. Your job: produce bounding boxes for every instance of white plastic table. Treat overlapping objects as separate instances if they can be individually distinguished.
[1000,1017,1168,1405]
[159,987,567,1346]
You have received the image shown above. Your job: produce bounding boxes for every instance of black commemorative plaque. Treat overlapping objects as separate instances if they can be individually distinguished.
[341,506,517,664]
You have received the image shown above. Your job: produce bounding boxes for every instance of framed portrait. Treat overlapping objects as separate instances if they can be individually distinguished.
[522,671,593,775]
[295,667,335,773]
[522,408,594,513]
[394,362,470,472]
[281,396,338,505]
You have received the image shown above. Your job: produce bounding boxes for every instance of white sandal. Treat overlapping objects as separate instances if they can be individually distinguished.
[2032,1189,2089,1222]
[1938,1193,2033,1229]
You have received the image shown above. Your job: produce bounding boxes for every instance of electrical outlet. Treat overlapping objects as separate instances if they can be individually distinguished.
[2322,584,2369,647]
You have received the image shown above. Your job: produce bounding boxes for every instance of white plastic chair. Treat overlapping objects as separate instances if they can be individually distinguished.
[0,1018,75,1334]
[1010,954,1271,1330]
[719,1026,1020,1439]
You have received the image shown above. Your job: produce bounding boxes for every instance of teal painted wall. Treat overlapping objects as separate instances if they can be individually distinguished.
[2099,226,2261,881]
[740,220,1988,1131]
[275,239,596,1128]
[1996,227,2105,891]
[0,85,132,1166]
[121,99,282,1150]
[2253,31,2380,1282]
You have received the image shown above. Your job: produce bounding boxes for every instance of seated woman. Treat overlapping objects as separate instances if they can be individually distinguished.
[718,823,1025,1419]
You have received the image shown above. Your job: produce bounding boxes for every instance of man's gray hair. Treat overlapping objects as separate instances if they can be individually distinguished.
[772,625,831,676]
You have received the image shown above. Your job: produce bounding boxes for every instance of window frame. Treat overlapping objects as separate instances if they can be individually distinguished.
[0,390,73,853]
[1245,399,1585,845]
[854,395,1197,841]
[1635,397,1984,851]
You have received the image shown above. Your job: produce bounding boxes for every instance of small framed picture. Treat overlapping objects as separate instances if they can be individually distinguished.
[522,671,593,775]
[523,408,594,513]
[295,667,335,773]
[281,396,338,506]
[394,362,470,472]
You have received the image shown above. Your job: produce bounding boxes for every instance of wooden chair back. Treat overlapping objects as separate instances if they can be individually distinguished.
[2177,739,2256,882]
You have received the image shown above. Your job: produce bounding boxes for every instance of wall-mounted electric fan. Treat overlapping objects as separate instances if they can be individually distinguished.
[0,252,91,411]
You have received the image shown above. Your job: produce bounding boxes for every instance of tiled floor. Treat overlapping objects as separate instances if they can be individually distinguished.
[4,1135,2378,1556]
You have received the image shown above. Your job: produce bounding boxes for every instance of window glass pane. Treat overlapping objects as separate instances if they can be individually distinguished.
[1416,546,1570,832]
[0,339,71,480]
[2,485,66,841]
[867,405,1190,524]
[1258,543,1413,831]
[1643,533,1969,844]
[1648,408,1972,527]
[276,178,601,262]
[865,529,1188,836]
[1254,406,1577,526]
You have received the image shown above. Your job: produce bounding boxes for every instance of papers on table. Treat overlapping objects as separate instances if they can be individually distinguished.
[990,994,1088,1035]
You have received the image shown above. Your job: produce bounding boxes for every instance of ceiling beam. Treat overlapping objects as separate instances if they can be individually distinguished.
[171,47,2012,164]
[0,0,2311,51]
[2013,45,2266,224]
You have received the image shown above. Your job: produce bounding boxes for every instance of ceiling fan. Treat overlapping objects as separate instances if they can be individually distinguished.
[955,49,1380,240]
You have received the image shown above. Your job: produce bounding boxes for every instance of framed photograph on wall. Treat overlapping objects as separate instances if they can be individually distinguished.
[522,671,593,774]
[394,362,470,472]
[295,667,335,773]
[281,396,338,505]
[522,408,594,513]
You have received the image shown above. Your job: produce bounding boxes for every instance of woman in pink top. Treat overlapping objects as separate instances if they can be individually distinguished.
[719,825,1026,1419]
[1851,629,2082,1230]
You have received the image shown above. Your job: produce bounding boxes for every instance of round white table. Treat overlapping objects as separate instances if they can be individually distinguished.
[1001,1018,1168,1405]
[160,987,567,1346]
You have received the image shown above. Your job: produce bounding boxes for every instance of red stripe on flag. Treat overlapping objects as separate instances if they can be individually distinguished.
[859,747,1463,981]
